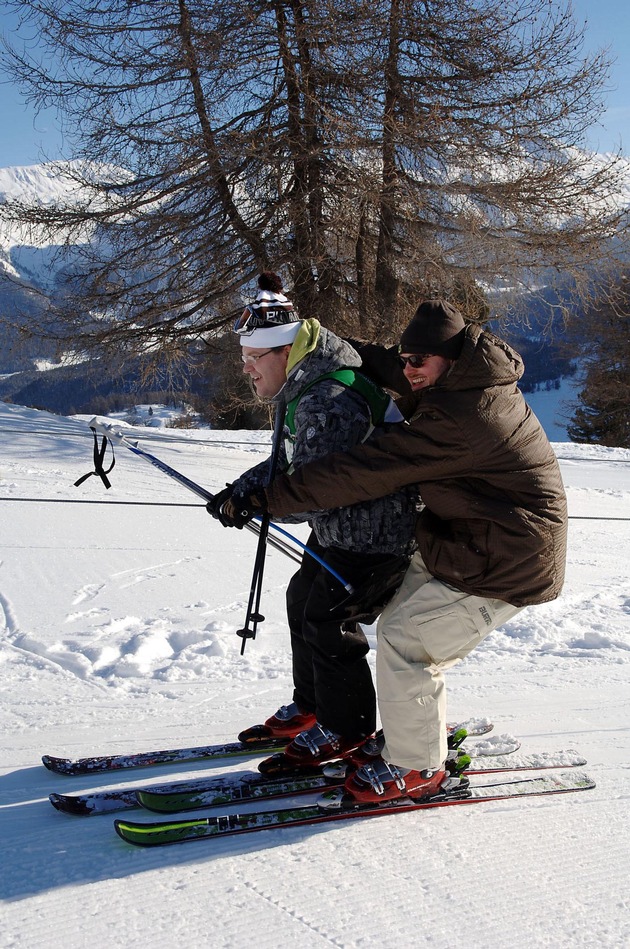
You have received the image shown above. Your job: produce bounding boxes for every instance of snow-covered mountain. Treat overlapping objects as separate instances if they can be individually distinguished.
[3,152,630,303]
[0,160,89,208]
[0,161,94,291]
[0,162,112,375]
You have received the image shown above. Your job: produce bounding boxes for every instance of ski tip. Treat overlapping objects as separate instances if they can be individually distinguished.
[49,793,92,816]
[114,819,154,847]
[450,718,494,737]
[237,724,275,743]
[114,818,204,847]
[469,734,521,756]
[135,791,165,814]
[42,754,70,774]
[114,820,139,845]
[42,754,97,776]
[571,772,597,790]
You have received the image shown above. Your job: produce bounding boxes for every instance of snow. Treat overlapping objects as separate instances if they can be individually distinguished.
[0,400,629,948]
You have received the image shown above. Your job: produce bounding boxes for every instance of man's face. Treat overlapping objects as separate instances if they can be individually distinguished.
[399,353,453,392]
[241,345,291,398]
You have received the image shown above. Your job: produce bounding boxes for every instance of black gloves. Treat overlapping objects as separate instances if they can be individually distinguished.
[206,484,234,523]
[206,484,266,529]
[221,494,262,529]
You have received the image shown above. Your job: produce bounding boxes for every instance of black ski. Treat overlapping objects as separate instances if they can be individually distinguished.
[42,717,493,777]
[42,737,288,777]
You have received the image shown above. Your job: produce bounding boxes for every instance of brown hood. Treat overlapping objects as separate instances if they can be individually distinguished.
[445,324,524,390]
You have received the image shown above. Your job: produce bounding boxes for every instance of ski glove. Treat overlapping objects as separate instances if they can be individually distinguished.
[206,484,266,529]
[219,492,266,529]
[206,484,234,526]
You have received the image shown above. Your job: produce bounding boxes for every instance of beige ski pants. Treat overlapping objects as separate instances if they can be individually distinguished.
[376,551,522,771]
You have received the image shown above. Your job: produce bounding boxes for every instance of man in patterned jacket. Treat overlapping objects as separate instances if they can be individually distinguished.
[207,273,417,769]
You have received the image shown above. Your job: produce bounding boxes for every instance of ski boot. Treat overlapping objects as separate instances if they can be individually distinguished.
[238,702,317,743]
[258,723,370,776]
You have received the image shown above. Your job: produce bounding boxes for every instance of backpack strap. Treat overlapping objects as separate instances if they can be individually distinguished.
[284,368,391,436]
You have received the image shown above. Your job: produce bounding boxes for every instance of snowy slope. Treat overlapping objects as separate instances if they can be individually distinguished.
[0,402,629,948]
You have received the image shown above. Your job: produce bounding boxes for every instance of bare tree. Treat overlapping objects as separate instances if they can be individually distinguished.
[1,0,628,376]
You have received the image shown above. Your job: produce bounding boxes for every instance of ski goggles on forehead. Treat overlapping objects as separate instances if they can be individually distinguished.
[398,353,434,368]
[234,306,258,334]
[234,304,297,335]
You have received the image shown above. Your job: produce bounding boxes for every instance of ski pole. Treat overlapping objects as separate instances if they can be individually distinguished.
[263,522,353,591]
[81,419,300,564]
[83,419,354,592]
[236,400,287,653]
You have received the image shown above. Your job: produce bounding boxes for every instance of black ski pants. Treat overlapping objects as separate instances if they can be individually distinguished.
[286,533,410,743]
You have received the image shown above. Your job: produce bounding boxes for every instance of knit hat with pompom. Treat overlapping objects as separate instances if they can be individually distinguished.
[235,272,301,347]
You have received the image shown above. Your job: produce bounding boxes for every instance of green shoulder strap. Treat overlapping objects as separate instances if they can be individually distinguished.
[284,369,391,435]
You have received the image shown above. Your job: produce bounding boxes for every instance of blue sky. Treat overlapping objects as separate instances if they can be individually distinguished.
[0,1,629,167]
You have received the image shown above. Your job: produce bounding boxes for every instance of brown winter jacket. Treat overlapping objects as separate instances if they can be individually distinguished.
[265,324,568,606]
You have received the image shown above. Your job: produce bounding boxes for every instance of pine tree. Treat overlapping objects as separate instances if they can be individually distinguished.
[567,276,630,448]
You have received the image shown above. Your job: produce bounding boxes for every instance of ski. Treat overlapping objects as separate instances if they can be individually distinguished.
[50,786,142,816]
[42,737,288,777]
[136,748,586,814]
[49,746,586,817]
[42,717,494,777]
[47,727,502,816]
[114,770,596,847]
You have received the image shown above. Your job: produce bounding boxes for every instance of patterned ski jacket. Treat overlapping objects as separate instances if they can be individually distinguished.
[232,320,417,556]
[265,324,568,606]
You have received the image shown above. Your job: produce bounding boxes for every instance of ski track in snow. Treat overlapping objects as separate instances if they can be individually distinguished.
[0,404,629,948]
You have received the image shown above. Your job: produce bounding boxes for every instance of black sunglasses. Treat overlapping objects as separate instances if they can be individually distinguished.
[398,353,434,368]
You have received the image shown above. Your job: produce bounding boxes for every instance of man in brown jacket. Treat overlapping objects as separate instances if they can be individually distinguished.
[235,299,568,804]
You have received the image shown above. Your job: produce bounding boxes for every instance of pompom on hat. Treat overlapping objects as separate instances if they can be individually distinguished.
[399,300,466,360]
[235,272,301,348]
